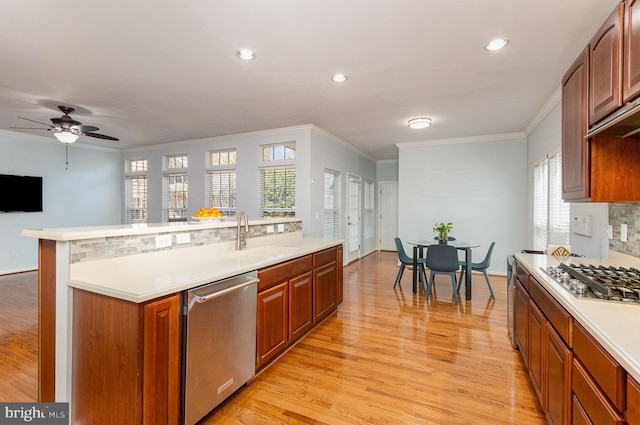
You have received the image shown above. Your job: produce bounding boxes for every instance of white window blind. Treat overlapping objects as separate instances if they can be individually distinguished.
[206,171,236,217]
[364,180,374,239]
[323,169,341,240]
[125,159,148,224]
[125,176,148,223]
[163,154,188,222]
[259,166,296,217]
[533,152,569,250]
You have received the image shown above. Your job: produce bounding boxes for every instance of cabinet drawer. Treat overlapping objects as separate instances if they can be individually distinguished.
[313,247,336,268]
[573,322,625,411]
[515,262,530,292]
[529,277,572,346]
[258,255,313,291]
[573,359,624,425]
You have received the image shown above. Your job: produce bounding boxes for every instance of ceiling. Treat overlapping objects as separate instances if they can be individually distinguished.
[0,0,620,161]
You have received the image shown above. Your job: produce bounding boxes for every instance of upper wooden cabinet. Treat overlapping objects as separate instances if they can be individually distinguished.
[562,48,590,200]
[589,3,624,125]
[624,0,640,102]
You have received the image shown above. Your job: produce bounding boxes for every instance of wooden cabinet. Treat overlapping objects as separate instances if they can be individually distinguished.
[515,279,529,366]
[289,272,313,341]
[337,244,344,305]
[589,3,624,125]
[529,301,545,404]
[256,246,342,371]
[572,359,625,425]
[256,281,289,368]
[624,0,640,102]
[72,290,181,425]
[545,322,572,425]
[562,48,590,201]
[627,375,640,425]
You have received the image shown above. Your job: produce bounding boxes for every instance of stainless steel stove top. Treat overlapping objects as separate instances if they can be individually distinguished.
[541,263,640,304]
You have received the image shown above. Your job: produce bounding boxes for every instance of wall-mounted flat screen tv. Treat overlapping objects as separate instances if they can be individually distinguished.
[0,174,43,212]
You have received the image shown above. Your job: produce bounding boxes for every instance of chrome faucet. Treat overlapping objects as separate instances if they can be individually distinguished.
[236,211,249,250]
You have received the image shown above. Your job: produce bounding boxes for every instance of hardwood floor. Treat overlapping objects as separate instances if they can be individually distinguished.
[0,252,546,424]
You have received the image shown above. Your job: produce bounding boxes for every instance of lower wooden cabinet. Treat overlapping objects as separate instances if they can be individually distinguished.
[573,358,625,425]
[72,290,181,425]
[627,375,640,425]
[529,301,545,404]
[515,279,529,366]
[256,246,342,371]
[545,322,572,425]
[256,281,289,369]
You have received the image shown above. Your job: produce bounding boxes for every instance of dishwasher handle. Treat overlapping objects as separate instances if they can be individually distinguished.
[193,277,259,304]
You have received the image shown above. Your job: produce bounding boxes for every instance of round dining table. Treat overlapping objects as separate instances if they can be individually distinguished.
[407,240,480,300]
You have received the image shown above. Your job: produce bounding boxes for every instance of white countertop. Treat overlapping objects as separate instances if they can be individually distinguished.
[68,234,342,303]
[514,253,640,383]
[21,217,300,241]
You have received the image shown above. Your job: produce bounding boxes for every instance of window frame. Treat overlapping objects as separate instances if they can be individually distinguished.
[323,169,342,240]
[125,159,148,224]
[533,151,570,250]
[163,154,189,222]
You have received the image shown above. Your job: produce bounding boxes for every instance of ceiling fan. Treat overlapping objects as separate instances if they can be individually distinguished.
[11,105,119,143]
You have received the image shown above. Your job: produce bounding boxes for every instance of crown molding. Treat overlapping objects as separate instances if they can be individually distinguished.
[525,85,561,135]
[308,125,377,163]
[395,131,527,149]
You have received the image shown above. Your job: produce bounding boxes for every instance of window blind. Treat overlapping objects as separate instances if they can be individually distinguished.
[533,152,569,250]
[364,180,374,239]
[323,169,341,240]
[259,166,296,217]
[125,176,148,223]
[206,171,236,217]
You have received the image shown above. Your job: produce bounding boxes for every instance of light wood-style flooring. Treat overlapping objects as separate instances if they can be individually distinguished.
[0,251,545,424]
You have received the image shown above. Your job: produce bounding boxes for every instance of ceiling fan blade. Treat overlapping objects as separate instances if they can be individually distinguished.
[82,132,119,141]
[17,116,51,127]
[78,125,99,132]
[9,126,50,130]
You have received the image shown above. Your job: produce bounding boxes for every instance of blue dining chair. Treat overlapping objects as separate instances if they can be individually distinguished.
[425,244,460,304]
[458,242,496,300]
[394,238,426,290]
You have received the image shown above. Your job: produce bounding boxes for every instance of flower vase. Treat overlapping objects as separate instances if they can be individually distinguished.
[438,234,448,244]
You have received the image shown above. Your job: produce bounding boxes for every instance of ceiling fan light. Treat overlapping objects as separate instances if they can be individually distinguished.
[408,117,432,129]
[54,131,79,144]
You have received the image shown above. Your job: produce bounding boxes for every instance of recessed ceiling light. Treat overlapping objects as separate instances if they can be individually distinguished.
[408,117,432,129]
[485,38,509,51]
[236,49,256,60]
[331,73,348,83]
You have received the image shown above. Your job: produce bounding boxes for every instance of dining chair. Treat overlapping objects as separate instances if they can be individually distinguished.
[425,244,460,304]
[394,237,426,290]
[458,241,496,300]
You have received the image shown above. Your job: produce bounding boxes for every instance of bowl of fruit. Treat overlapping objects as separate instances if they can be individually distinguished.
[193,207,224,221]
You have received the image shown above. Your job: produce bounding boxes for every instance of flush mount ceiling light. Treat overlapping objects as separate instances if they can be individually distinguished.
[485,38,509,51]
[236,49,256,60]
[408,117,432,129]
[53,130,79,144]
[331,73,348,83]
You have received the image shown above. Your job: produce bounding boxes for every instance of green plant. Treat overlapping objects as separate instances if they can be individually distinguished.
[433,222,453,239]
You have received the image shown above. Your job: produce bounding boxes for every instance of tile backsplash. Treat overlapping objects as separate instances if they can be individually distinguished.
[70,220,303,264]
[609,203,640,257]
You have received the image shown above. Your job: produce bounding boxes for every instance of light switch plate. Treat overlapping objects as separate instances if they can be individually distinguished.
[277,224,284,232]
[176,233,191,244]
[266,225,274,233]
[607,225,613,240]
[621,224,628,243]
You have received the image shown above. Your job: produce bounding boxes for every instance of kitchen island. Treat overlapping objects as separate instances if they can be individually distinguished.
[514,252,640,425]
[22,218,343,425]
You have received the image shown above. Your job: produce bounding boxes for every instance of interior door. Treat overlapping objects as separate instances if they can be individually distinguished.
[379,181,398,251]
[346,174,361,264]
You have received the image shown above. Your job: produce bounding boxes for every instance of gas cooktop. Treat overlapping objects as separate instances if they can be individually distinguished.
[542,263,640,304]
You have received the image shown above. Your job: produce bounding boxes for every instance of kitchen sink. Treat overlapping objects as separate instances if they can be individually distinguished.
[223,245,300,260]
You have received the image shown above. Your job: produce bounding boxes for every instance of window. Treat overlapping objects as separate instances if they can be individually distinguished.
[364,180,374,239]
[163,154,188,222]
[125,159,147,224]
[259,143,296,217]
[533,152,570,250]
[207,149,236,217]
[324,169,341,240]
[262,142,295,162]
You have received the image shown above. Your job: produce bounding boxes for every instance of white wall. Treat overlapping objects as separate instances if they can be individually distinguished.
[377,160,398,182]
[398,135,527,274]
[526,100,609,258]
[0,130,122,273]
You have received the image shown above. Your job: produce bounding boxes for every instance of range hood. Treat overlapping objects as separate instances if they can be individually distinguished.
[587,99,640,139]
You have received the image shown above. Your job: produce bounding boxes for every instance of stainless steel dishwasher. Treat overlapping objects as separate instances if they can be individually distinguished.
[182,271,259,425]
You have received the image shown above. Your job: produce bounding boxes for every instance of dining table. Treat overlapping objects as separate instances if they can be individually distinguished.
[408,240,480,300]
